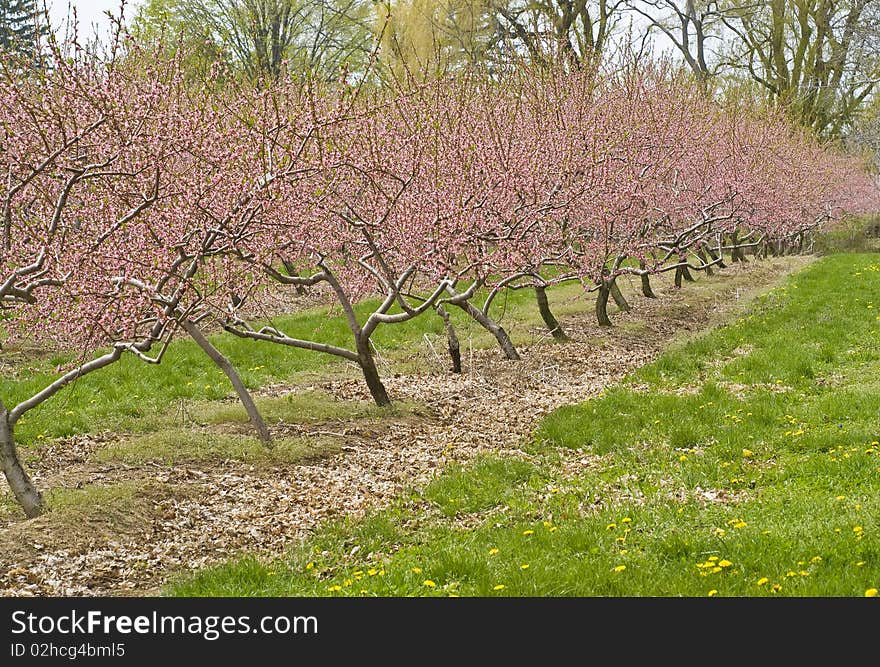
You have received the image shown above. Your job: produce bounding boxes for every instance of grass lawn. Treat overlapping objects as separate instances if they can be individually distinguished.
[166,253,880,597]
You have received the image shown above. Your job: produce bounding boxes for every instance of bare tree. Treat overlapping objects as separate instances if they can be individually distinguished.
[624,1,726,84]
[717,0,880,135]
[487,0,628,67]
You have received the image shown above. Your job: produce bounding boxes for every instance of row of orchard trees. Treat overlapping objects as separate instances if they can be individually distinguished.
[1,41,878,517]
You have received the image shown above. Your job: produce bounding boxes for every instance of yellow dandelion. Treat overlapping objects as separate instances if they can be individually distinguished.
[742,448,754,458]
[493,584,506,591]
[771,584,782,593]
[714,528,726,536]
[718,560,733,568]
[606,523,617,530]
[679,455,688,462]
[757,577,769,586]
[810,556,822,564]
[367,569,378,576]
[799,571,810,577]
[521,564,530,570]
[423,580,436,588]
[522,530,535,536]
[411,567,422,574]
[548,526,558,533]
[786,571,797,577]
[306,561,315,570]
[488,548,499,556]
[865,589,878,598]
[856,562,866,567]
[711,567,722,573]
[733,521,748,529]
[327,585,342,592]
[708,590,718,597]
[613,565,627,573]
[622,518,632,524]
[708,556,719,562]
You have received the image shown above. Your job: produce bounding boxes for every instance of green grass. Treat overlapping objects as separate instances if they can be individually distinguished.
[93,431,343,466]
[165,254,880,597]
[2,282,585,446]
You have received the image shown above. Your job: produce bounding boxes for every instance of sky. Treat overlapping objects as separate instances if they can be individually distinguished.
[44,0,144,39]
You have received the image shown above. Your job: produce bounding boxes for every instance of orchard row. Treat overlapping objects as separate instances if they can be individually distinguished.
[1,46,877,516]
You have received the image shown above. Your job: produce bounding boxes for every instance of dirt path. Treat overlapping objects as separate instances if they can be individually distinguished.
[0,257,810,596]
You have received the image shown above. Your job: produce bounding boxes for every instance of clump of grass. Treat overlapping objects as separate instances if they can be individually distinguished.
[95,431,341,465]
[188,391,421,427]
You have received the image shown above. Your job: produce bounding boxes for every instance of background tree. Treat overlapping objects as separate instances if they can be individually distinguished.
[133,0,377,81]
[0,0,48,63]
[717,0,880,137]
[487,0,627,68]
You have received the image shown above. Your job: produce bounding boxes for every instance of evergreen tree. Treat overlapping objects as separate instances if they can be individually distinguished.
[0,0,48,61]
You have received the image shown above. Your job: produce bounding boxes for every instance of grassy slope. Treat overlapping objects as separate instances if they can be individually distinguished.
[166,254,880,597]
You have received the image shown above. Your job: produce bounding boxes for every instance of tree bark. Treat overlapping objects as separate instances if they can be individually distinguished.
[609,278,630,311]
[729,231,740,262]
[435,305,462,373]
[705,244,726,268]
[596,282,612,326]
[0,406,44,518]
[534,285,567,340]
[730,231,748,262]
[696,248,713,275]
[181,320,272,445]
[639,261,657,298]
[674,266,684,289]
[455,301,521,360]
[680,264,696,282]
[355,335,392,406]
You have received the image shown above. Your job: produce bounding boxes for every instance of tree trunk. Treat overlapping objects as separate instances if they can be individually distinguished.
[435,305,462,373]
[639,261,656,298]
[674,266,683,289]
[534,285,567,340]
[1,407,44,518]
[609,278,630,311]
[596,282,612,326]
[705,244,726,268]
[696,248,713,275]
[181,320,272,445]
[681,264,696,282]
[455,301,521,360]
[730,231,740,262]
[355,335,392,406]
